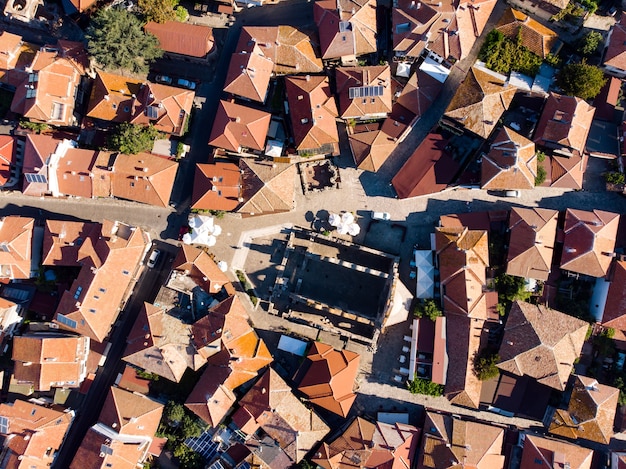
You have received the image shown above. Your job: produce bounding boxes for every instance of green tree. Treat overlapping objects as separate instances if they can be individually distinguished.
[108,123,162,154]
[407,378,444,396]
[164,402,186,427]
[139,0,188,23]
[172,444,204,469]
[557,62,607,100]
[413,299,442,321]
[181,415,202,439]
[578,31,603,56]
[86,8,163,75]
[496,274,531,303]
[473,352,500,380]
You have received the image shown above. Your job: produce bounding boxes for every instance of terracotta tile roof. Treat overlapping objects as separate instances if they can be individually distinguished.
[443,314,486,408]
[435,226,490,319]
[235,368,329,464]
[534,92,596,157]
[349,128,397,172]
[12,332,89,391]
[335,66,393,119]
[549,153,586,189]
[53,220,149,342]
[185,365,237,427]
[11,43,84,126]
[0,399,73,468]
[392,0,439,58]
[481,127,537,190]
[314,0,377,59]
[549,375,618,444]
[116,364,151,394]
[604,16,626,73]
[171,244,232,294]
[129,82,194,136]
[224,48,273,103]
[560,209,619,278]
[191,161,242,211]
[70,426,149,469]
[53,147,98,198]
[417,412,505,469]
[298,342,360,417]
[0,33,35,88]
[144,21,214,58]
[123,302,205,383]
[454,0,497,60]
[497,301,588,390]
[21,134,60,197]
[42,220,102,267]
[0,30,23,71]
[236,26,324,75]
[392,133,459,198]
[506,207,559,281]
[64,0,97,13]
[602,260,626,330]
[237,159,296,216]
[108,152,178,207]
[445,65,516,138]
[286,75,339,153]
[394,70,443,121]
[86,71,142,123]
[209,100,271,152]
[0,216,34,279]
[496,8,558,58]
[312,417,420,469]
[98,386,163,437]
[519,434,593,469]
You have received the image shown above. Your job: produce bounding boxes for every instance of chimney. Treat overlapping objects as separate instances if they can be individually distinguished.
[104,95,110,101]
[306,75,310,81]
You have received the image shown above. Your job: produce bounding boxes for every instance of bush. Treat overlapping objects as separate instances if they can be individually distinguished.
[413,299,443,321]
[474,352,500,380]
[536,151,546,163]
[535,165,547,186]
[407,378,444,396]
[19,119,49,133]
[578,31,603,56]
[479,29,542,76]
[605,171,625,185]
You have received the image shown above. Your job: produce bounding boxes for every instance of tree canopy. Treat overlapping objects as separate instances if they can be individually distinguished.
[107,123,162,154]
[578,31,603,56]
[86,8,163,75]
[139,0,188,23]
[479,29,542,76]
[557,62,607,100]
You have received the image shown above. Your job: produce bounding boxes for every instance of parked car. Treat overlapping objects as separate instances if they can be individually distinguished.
[504,190,521,198]
[147,249,161,268]
[372,211,391,221]
[155,75,172,85]
[176,78,196,90]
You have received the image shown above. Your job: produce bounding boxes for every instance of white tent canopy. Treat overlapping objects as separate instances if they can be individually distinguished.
[217,261,228,272]
[414,250,435,299]
[329,213,341,227]
[183,214,223,247]
[347,223,360,236]
[341,212,355,224]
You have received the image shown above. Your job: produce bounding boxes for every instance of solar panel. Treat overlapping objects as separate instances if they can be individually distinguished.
[25,173,47,184]
[57,314,77,329]
[100,444,113,455]
[348,86,384,99]
[146,106,159,119]
[0,416,8,434]
[339,21,351,32]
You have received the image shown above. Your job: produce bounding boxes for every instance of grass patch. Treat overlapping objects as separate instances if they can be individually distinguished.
[236,270,258,306]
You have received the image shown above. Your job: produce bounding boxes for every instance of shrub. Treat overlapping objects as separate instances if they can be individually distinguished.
[407,378,444,396]
[535,165,547,186]
[413,299,443,321]
[474,352,500,380]
[536,151,546,163]
[108,123,162,154]
[605,172,625,185]
[578,31,603,56]
[19,119,49,133]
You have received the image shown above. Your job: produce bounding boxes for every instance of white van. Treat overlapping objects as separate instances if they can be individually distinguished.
[372,211,391,221]
[147,249,161,268]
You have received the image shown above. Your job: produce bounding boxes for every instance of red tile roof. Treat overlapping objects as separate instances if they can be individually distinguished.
[0,135,15,187]
[549,375,619,444]
[496,8,558,58]
[498,301,588,391]
[285,75,339,154]
[0,216,34,279]
[224,48,273,103]
[53,147,98,198]
[506,207,559,281]
[42,220,100,266]
[98,386,163,437]
[314,0,377,59]
[12,332,90,391]
[481,127,537,190]
[602,261,626,330]
[191,161,242,211]
[392,133,459,198]
[560,209,619,278]
[171,244,232,294]
[394,70,443,121]
[86,71,143,123]
[53,220,149,342]
[549,153,587,190]
[335,66,393,119]
[313,417,420,469]
[237,160,296,216]
[0,399,73,468]
[21,134,60,197]
[392,0,439,58]
[604,16,626,74]
[209,100,271,152]
[445,66,516,138]
[349,128,397,172]
[298,342,360,417]
[534,92,596,157]
[144,21,214,58]
[129,82,194,136]
[519,434,593,469]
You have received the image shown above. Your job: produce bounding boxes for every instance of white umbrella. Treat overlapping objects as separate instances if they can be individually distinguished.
[341,212,354,224]
[206,235,217,247]
[217,261,228,272]
[188,215,202,228]
[337,223,350,235]
[329,213,341,227]
[348,223,360,236]
[212,225,222,236]
[182,233,193,245]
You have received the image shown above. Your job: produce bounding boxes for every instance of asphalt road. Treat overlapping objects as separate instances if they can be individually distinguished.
[52,242,179,468]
